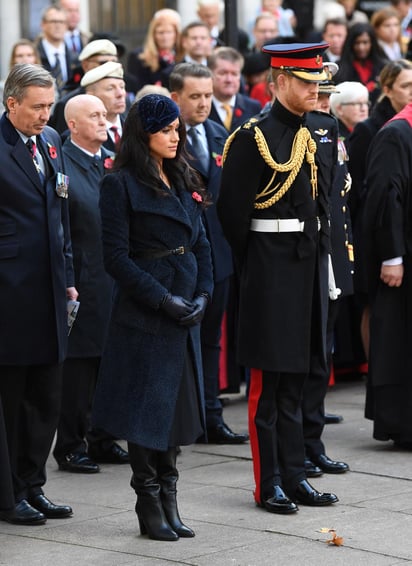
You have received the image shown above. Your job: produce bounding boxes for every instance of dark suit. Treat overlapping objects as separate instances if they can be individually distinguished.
[37,39,74,93]
[208,93,261,393]
[0,396,13,511]
[186,120,233,428]
[0,114,74,501]
[303,116,354,459]
[53,140,114,463]
[209,93,261,133]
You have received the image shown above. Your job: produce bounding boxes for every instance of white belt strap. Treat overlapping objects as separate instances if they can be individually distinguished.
[250,218,305,233]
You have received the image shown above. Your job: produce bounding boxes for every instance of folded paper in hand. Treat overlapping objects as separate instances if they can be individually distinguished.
[67,300,80,335]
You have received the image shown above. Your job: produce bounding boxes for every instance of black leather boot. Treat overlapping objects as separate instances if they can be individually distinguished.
[158,447,195,538]
[128,443,178,541]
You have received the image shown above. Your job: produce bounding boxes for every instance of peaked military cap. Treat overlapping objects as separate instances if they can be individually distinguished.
[262,42,329,83]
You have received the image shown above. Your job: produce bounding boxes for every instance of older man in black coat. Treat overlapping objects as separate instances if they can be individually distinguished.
[53,94,128,473]
[0,64,76,525]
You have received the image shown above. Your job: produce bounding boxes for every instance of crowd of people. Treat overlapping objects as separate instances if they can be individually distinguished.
[1,0,412,545]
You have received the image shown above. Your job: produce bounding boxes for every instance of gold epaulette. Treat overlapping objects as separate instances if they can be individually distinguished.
[222,118,260,166]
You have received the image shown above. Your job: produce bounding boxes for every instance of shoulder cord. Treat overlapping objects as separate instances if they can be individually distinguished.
[254,126,318,209]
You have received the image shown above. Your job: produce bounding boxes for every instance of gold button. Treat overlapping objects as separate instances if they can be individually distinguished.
[342,206,346,212]
[344,223,347,229]
[341,190,345,197]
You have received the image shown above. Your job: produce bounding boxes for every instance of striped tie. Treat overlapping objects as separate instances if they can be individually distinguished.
[53,53,64,91]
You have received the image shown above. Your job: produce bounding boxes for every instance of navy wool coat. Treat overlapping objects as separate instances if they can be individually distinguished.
[92,170,213,450]
[62,140,114,358]
[0,115,74,365]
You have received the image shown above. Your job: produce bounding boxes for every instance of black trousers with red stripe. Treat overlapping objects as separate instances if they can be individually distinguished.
[248,369,307,504]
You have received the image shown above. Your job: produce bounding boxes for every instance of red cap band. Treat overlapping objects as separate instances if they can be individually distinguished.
[271,54,324,69]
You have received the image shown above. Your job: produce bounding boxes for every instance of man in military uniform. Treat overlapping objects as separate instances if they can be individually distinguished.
[217,43,339,514]
[303,70,351,478]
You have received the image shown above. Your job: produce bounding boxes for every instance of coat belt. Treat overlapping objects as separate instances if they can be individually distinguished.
[249,217,321,233]
[131,246,191,259]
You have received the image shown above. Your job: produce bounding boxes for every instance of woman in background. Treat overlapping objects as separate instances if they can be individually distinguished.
[127,9,181,91]
[335,22,388,105]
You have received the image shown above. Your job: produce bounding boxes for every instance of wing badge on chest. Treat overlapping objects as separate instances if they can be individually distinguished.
[314,128,332,143]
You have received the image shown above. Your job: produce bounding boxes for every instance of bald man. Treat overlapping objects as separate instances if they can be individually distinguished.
[53,95,129,472]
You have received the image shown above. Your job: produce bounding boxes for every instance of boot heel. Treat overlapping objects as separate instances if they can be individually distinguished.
[137,515,147,535]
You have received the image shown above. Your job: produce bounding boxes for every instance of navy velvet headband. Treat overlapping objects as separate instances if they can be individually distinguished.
[137,94,180,134]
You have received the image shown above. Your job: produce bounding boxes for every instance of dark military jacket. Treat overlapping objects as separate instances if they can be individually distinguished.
[217,100,337,373]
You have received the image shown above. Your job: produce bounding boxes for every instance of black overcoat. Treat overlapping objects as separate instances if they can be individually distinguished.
[364,112,412,388]
[92,171,213,450]
[62,140,114,358]
[217,101,337,373]
[0,115,74,365]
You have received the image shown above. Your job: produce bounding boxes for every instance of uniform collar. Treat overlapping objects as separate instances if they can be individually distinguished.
[271,99,306,129]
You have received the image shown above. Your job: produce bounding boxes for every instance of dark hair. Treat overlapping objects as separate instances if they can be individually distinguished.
[340,23,386,66]
[377,58,412,99]
[113,102,210,205]
[169,62,212,92]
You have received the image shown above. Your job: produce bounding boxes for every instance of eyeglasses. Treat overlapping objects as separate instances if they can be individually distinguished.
[44,20,67,24]
[341,101,371,109]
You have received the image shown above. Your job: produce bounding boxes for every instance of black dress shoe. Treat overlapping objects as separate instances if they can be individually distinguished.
[207,423,249,444]
[0,499,46,525]
[257,485,298,514]
[324,413,343,424]
[304,458,324,478]
[291,480,338,506]
[88,442,129,464]
[58,452,100,474]
[28,494,73,519]
[312,454,349,474]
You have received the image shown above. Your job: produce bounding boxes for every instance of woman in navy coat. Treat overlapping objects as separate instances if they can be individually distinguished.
[92,94,213,541]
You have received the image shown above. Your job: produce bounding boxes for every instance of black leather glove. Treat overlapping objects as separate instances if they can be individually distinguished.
[179,294,209,327]
[160,293,195,321]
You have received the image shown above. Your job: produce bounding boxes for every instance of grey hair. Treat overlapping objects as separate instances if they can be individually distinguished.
[3,63,55,107]
[329,81,369,115]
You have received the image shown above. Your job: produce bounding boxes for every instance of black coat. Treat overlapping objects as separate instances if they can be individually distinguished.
[209,93,261,133]
[364,111,412,384]
[186,119,233,283]
[62,140,114,358]
[0,115,74,364]
[347,96,395,226]
[364,108,412,440]
[217,101,337,373]
[127,48,175,91]
[92,171,213,450]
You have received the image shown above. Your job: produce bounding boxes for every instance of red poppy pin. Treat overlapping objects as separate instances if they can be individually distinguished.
[192,191,202,203]
[47,143,57,159]
[104,156,115,170]
[212,152,223,167]
[234,108,243,118]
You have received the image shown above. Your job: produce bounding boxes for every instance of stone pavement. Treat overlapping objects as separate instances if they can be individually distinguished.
[1,378,412,566]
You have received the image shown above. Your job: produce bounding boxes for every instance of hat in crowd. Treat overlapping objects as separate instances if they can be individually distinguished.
[81,61,124,87]
[318,62,340,94]
[89,33,126,58]
[243,52,271,76]
[261,42,329,83]
[79,39,118,61]
[137,94,180,134]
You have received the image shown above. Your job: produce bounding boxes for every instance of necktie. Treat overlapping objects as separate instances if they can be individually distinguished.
[110,126,121,148]
[53,53,64,91]
[70,33,78,53]
[222,103,233,131]
[26,139,45,183]
[188,127,209,172]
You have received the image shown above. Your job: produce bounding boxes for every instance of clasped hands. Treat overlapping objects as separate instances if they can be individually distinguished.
[161,293,208,326]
